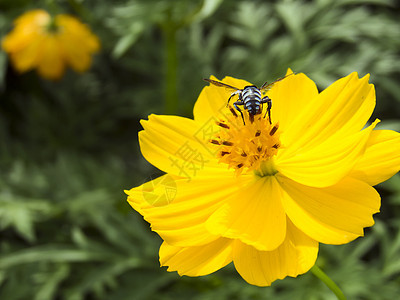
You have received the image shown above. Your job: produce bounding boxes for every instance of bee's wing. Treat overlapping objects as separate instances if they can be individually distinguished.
[259,72,295,92]
[203,78,240,92]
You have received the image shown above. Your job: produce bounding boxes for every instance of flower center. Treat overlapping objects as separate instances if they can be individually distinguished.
[210,109,281,176]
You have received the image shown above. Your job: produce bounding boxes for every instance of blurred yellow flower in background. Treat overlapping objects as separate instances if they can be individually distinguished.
[2,9,100,80]
[126,71,400,286]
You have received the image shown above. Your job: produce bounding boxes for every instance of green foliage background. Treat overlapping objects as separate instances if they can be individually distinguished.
[0,0,399,299]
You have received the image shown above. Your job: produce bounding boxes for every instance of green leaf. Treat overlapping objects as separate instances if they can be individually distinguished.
[0,246,119,269]
[0,193,52,243]
[34,264,70,300]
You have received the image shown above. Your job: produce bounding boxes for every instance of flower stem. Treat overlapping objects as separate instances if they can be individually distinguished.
[311,265,346,300]
[162,23,178,114]
[46,0,59,16]
[67,0,91,21]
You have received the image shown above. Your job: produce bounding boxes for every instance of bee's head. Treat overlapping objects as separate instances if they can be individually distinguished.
[248,104,261,116]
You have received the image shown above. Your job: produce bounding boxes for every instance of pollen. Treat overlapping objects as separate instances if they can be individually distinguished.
[210,112,281,176]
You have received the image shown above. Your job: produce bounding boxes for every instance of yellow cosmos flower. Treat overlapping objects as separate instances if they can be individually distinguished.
[126,70,400,286]
[2,9,100,80]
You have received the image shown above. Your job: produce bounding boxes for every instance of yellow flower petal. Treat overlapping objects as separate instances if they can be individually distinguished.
[56,15,100,72]
[139,114,229,179]
[278,175,380,244]
[2,10,49,72]
[159,238,232,276]
[2,27,40,54]
[126,174,244,247]
[13,9,49,27]
[276,120,379,187]
[267,69,319,133]
[206,176,286,251]
[282,72,375,153]
[37,36,65,80]
[233,219,318,287]
[351,130,400,186]
[57,15,100,51]
[59,36,92,73]
[7,37,43,72]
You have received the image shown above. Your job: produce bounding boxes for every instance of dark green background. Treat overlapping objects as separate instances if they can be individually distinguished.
[0,0,399,299]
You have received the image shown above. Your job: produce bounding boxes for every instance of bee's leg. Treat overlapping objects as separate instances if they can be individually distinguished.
[261,96,272,124]
[249,114,254,123]
[227,91,241,107]
[233,101,245,125]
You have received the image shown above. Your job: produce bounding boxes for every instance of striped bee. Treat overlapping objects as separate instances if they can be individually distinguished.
[204,73,293,124]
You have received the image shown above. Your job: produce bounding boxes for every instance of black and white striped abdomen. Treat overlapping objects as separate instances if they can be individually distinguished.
[242,86,262,101]
[242,86,262,115]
